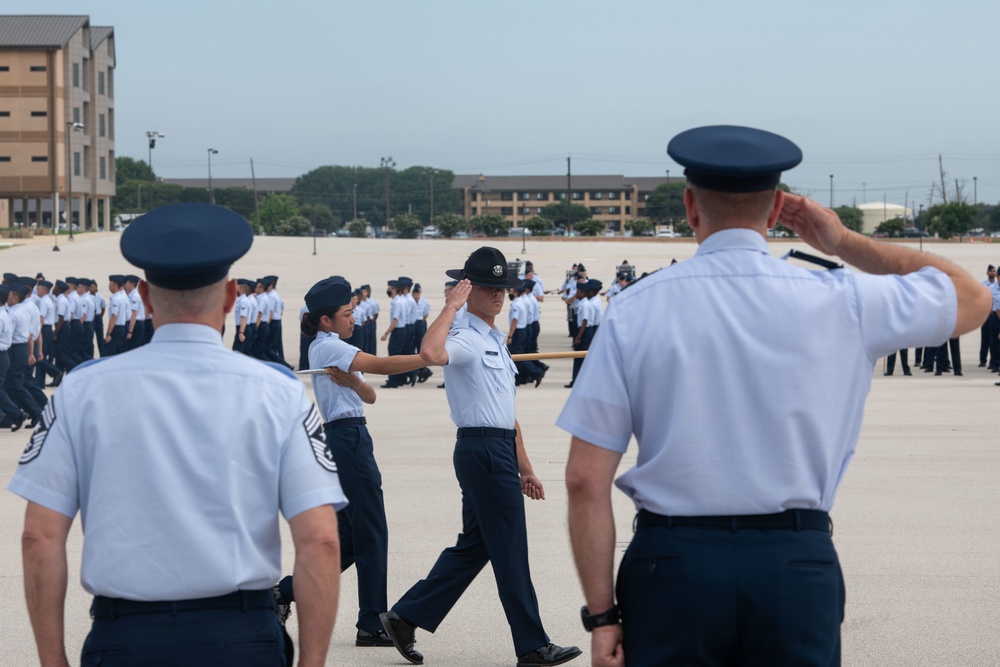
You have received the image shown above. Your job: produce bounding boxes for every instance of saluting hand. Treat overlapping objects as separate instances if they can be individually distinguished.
[776,193,850,257]
[520,472,545,500]
[447,279,472,311]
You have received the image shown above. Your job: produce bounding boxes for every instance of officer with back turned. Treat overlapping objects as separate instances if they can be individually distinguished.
[9,203,347,667]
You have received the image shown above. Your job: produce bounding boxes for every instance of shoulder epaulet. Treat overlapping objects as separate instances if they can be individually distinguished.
[622,268,662,290]
[263,361,297,379]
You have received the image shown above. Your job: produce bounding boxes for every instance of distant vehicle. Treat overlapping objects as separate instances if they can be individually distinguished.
[508,227,532,237]
[872,232,888,238]
[603,230,616,237]
[901,228,928,238]
[454,230,470,239]
[656,229,677,238]
[991,231,1000,239]
[422,225,441,238]
[334,228,351,237]
[114,213,143,229]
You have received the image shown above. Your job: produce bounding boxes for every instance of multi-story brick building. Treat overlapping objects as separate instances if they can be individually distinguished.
[453,174,674,232]
[0,15,116,232]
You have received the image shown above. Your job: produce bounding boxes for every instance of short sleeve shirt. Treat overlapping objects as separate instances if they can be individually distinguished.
[443,314,517,428]
[309,331,364,421]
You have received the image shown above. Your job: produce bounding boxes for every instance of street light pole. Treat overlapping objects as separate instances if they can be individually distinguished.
[66,121,84,243]
[146,131,165,209]
[829,174,834,209]
[974,176,977,206]
[207,148,218,205]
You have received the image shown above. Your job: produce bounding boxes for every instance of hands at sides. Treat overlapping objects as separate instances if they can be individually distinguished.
[776,193,850,257]
[591,624,624,667]
[520,472,545,500]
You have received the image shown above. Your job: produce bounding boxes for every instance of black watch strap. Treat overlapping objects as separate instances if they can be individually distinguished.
[581,604,620,631]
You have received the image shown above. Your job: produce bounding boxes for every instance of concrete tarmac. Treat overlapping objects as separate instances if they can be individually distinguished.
[0,231,997,665]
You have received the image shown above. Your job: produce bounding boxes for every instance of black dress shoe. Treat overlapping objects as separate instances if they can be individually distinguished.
[517,643,582,666]
[954,371,963,376]
[47,371,63,388]
[934,370,943,376]
[380,610,423,664]
[380,382,399,389]
[10,412,26,432]
[356,628,394,647]
[903,370,912,376]
[980,362,987,367]
[437,383,446,389]
[417,368,433,383]
[535,368,546,387]
[883,372,893,376]
[563,381,574,388]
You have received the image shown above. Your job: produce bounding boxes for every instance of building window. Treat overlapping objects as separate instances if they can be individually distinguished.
[591,207,603,215]
[643,193,651,202]
[30,65,46,72]
[625,206,631,215]
[535,207,543,214]
[519,192,530,201]
[0,156,11,162]
[107,67,114,98]
[608,192,620,200]
[82,58,89,91]
[73,151,80,176]
[0,111,10,117]
[500,192,513,201]
[624,191,632,200]
[84,145,90,177]
[31,156,47,162]
[72,107,80,123]
[536,192,545,200]
[72,62,79,87]
[501,207,513,215]
[99,113,105,137]
[471,207,478,215]
[591,192,603,200]
[108,108,114,139]
[98,71,105,95]
[100,156,106,180]
[572,192,583,200]
[30,110,47,117]
[608,206,621,214]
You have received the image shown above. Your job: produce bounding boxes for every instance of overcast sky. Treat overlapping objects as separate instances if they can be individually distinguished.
[22,0,1000,207]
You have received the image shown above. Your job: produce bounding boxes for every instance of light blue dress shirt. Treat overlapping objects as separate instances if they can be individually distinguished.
[8,323,347,601]
[309,331,364,421]
[443,313,517,429]
[557,228,956,516]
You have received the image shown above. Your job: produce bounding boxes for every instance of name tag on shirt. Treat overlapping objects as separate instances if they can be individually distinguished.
[485,350,498,356]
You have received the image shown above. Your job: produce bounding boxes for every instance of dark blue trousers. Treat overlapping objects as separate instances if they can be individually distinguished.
[267,319,288,365]
[298,332,311,370]
[366,320,377,356]
[0,350,24,422]
[393,433,548,656]
[81,321,95,360]
[386,328,407,386]
[94,314,105,357]
[571,325,596,382]
[509,328,540,383]
[617,521,843,667]
[5,343,41,419]
[325,422,388,631]
[104,325,126,357]
[82,593,285,666]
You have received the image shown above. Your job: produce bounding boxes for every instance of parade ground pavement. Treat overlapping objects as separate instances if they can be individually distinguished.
[0,231,996,666]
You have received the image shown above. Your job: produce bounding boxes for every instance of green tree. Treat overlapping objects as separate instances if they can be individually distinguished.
[874,218,905,237]
[644,182,686,223]
[834,206,864,233]
[273,214,312,237]
[115,156,154,186]
[347,219,368,238]
[252,193,299,235]
[624,217,653,236]
[299,203,339,233]
[674,220,694,237]
[214,188,257,221]
[524,216,553,235]
[926,201,976,239]
[575,219,606,236]
[390,213,423,239]
[470,214,508,237]
[539,201,592,227]
[435,212,467,238]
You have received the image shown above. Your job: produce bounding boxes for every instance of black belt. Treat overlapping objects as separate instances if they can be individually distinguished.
[456,427,517,439]
[326,416,367,428]
[91,590,273,619]
[636,509,831,534]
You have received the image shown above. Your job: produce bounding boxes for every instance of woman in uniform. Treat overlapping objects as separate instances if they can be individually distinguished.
[298,275,430,648]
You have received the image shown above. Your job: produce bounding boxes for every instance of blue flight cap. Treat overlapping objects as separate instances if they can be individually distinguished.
[305,276,352,313]
[587,279,603,292]
[2,273,16,281]
[8,282,29,296]
[124,274,140,285]
[109,274,126,285]
[120,203,253,290]
[237,279,255,288]
[15,276,35,286]
[263,274,278,284]
[387,279,402,289]
[667,125,802,193]
[397,276,413,288]
[522,279,535,291]
[76,278,91,287]
[55,280,68,291]
[65,276,78,285]
[0,286,8,301]
[37,280,53,289]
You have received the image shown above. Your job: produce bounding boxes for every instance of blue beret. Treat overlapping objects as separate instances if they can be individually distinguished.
[120,203,253,290]
[305,276,352,313]
[55,280,68,291]
[667,125,802,193]
[8,282,29,296]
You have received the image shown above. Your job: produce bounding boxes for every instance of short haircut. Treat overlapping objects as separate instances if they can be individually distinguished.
[146,279,227,321]
[687,184,778,227]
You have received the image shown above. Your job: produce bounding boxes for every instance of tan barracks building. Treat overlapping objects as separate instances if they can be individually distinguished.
[0,15,116,233]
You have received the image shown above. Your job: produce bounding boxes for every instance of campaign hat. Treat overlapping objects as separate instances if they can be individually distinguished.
[667,125,802,193]
[120,203,253,290]
[445,246,523,289]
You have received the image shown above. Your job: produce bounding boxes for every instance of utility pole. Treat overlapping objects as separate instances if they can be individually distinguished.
[829,174,834,208]
[250,158,262,235]
[938,154,948,204]
[207,148,218,205]
[427,167,435,227]
[380,156,395,237]
[353,183,358,222]
[566,156,572,232]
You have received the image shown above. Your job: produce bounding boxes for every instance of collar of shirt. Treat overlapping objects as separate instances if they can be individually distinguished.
[466,312,505,349]
[695,228,770,258]
[150,323,226,347]
[316,330,341,341]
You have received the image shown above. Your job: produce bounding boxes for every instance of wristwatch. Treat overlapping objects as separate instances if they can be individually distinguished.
[581,605,620,631]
